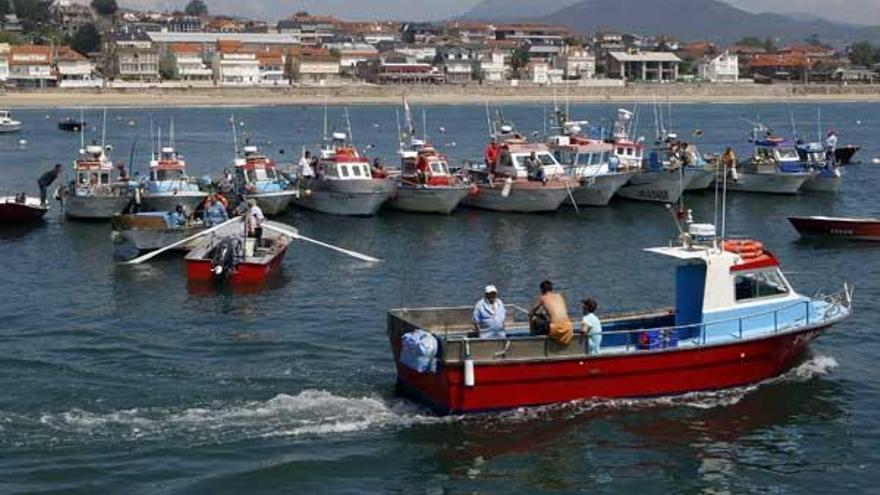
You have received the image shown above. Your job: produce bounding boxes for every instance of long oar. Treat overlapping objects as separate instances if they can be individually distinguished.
[124,216,242,265]
[564,180,581,215]
[262,222,381,263]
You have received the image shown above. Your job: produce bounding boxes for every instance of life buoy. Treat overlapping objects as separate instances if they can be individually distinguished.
[722,239,764,258]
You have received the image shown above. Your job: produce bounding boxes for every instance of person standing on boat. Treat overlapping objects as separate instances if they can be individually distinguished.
[580,298,602,355]
[524,151,545,183]
[529,281,573,345]
[415,155,429,184]
[37,164,62,206]
[484,138,500,176]
[168,204,187,227]
[721,147,738,182]
[203,195,228,227]
[473,285,506,339]
[299,151,315,180]
[246,199,264,247]
[825,130,838,163]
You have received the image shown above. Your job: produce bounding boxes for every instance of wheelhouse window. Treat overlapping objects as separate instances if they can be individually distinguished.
[734,270,790,302]
[246,169,257,182]
[431,161,448,175]
[340,165,350,178]
[351,165,362,177]
[617,147,624,155]
[155,169,184,181]
[537,153,556,166]
[776,148,799,160]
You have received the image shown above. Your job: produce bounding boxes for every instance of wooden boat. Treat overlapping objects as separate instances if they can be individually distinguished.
[0,195,49,223]
[788,216,880,241]
[292,132,394,216]
[111,212,208,252]
[387,222,852,414]
[185,220,292,285]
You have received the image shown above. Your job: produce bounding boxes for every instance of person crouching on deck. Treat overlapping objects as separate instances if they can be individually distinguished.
[580,298,602,355]
[473,285,506,339]
[530,280,573,345]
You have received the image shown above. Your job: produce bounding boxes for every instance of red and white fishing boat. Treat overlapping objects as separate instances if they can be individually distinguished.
[0,195,49,223]
[387,219,852,414]
[788,216,880,241]
[185,219,292,285]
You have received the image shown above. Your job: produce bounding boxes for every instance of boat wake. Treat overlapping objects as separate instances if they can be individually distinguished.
[3,356,838,448]
[5,390,445,448]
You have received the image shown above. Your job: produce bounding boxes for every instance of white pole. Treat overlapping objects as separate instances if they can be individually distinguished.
[230,114,238,159]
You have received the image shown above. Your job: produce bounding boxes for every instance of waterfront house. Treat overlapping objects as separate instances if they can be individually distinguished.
[475,50,507,84]
[361,55,444,84]
[169,43,212,82]
[257,48,287,85]
[697,51,739,83]
[8,45,55,88]
[56,46,101,87]
[287,48,340,85]
[606,50,681,81]
[212,40,260,85]
[0,44,9,83]
[435,46,476,83]
[107,30,160,82]
[322,42,379,71]
[555,47,596,80]
[748,53,811,81]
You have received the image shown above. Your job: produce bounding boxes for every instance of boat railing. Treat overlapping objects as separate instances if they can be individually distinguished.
[434,285,852,361]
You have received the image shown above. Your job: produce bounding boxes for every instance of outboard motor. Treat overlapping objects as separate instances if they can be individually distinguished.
[210,236,242,280]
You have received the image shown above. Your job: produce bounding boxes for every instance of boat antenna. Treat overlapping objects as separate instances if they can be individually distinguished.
[667,94,673,136]
[170,117,175,149]
[149,114,155,159]
[79,108,85,151]
[344,107,354,146]
[157,126,162,157]
[101,108,107,149]
[395,108,402,152]
[816,106,821,142]
[721,148,729,240]
[484,101,493,137]
[230,114,239,158]
[422,108,427,144]
[128,134,139,179]
[322,97,329,144]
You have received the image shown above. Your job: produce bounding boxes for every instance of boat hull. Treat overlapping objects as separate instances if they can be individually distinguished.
[0,124,22,133]
[801,175,842,193]
[65,195,130,220]
[725,172,811,194]
[835,146,859,165]
[186,244,288,284]
[571,172,632,206]
[616,170,685,203]
[386,185,469,214]
[788,216,880,241]
[245,191,297,216]
[461,181,571,212]
[684,167,716,191]
[0,197,49,224]
[292,179,392,216]
[141,191,208,213]
[394,324,828,414]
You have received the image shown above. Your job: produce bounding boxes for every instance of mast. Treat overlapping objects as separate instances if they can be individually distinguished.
[395,108,402,153]
[170,117,175,149]
[101,108,107,149]
[421,109,427,144]
[79,108,85,151]
[344,107,354,146]
[230,114,239,159]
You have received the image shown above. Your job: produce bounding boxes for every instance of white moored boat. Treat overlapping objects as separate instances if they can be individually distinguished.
[0,110,22,133]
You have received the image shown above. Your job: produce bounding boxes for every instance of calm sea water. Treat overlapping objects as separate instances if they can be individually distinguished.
[0,102,878,494]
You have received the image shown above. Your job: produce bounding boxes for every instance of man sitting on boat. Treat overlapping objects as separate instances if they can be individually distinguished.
[524,151,545,183]
[529,280,573,345]
[372,158,389,179]
[473,285,506,339]
[203,195,229,227]
[167,204,187,227]
[580,298,602,355]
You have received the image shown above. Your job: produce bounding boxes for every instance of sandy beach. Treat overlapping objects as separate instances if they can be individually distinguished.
[2,83,880,107]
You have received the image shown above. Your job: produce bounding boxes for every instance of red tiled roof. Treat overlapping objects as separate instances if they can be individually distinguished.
[749,53,810,68]
[170,43,201,54]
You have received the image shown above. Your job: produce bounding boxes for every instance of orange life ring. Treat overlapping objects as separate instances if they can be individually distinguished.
[723,239,764,257]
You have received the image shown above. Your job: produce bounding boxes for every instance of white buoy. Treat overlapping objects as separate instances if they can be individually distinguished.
[463,339,475,387]
[439,126,445,133]
[18,139,27,146]
[872,157,880,165]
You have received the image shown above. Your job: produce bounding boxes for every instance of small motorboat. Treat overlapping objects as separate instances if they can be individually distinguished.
[185,219,292,285]
[0,194,49,223]
[788,216,880,241]
[232,144,298,216]
[0,110,22,133]
[140,138,207,212]
[726,136,814,195]
[63,143,134,220]
[58,118,87,132]
[387,219,852,414]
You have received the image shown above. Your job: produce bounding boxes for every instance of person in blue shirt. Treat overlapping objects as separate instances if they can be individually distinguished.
[167,204,187,227]
[472,285,506,339]
[203,195,229,227]
[580,298,602,355]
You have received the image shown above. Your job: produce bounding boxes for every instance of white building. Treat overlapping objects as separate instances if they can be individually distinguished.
[8,45,55,87]
[289,49,340,86]
[0,43,9,82]
[697,51,739,83]
[476,51,506,83]
[527,61,563,84]
[556,48,596,80]
[323,42,378,69]
[56,47,100,87]
[212,47,260,86]
[607,51,681,81]
[170,44,212,81]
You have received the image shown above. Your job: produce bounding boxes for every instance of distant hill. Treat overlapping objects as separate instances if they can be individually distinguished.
[538,0,880,45]
[459,0,581,21]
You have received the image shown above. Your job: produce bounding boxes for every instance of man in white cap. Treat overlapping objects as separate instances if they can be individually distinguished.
[472,284,506,339]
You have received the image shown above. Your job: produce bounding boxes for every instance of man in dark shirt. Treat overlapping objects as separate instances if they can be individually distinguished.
[37,164,63,205]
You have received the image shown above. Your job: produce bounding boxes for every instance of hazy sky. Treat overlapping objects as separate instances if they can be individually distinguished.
[119,0,880,26]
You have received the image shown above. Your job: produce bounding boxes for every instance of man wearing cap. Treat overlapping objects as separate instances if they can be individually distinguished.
[473,285,506,339]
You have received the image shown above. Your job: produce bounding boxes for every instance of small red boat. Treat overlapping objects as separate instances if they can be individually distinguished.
[789,216,880,241]
[388,222,853,414]
[185,220,292,285]
[0,195,49,224]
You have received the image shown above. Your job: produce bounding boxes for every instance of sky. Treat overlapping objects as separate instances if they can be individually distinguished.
[118,0,880,26]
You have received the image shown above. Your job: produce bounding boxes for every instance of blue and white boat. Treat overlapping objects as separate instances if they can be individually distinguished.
[796,141,842,193]
[233,144,297,216]
[728,135,815,195]
[141,145,207,212]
